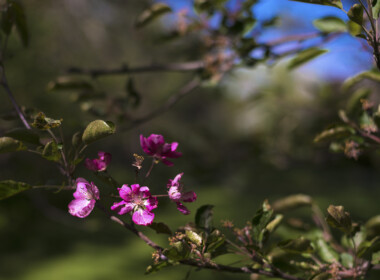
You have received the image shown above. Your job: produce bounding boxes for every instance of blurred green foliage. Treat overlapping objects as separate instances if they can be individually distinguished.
[1,0,380,279]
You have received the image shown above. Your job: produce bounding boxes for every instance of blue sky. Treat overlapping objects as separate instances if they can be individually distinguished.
[158,0,372,80]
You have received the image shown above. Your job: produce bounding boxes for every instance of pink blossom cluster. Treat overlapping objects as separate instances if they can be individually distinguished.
[68,134,196,226]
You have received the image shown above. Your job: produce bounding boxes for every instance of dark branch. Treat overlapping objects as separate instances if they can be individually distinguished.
[67,61,205,77]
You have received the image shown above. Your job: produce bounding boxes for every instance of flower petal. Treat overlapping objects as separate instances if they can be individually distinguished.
[73,178,91,199]
[132,209,155,226]
[168,186,181,201]
[171,173,183,186]
[84,159,98,171]
[68,198,95,218]
[182,191,197,202]
[111,201,134,215]
[131,184,140,194]
[118,185,132,201]
[140,135,153,155]
[145,197,158,211]
[176,202,190,215]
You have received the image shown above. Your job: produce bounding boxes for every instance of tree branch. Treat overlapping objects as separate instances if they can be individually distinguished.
[67,61,205,77]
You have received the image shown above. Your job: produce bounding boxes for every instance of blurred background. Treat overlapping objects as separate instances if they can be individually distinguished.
[0,0,380,279]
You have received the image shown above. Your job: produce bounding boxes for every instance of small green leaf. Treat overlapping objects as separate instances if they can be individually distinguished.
[278,237,314,254]
[0,136,26,153]
[266,214,283,233]
[290,0,343,9]
[314,126,355,143]
[360,111,378,133]
[272,194,313,212]
[31,112,62,130]
[195,205,214,233]
[310,272,333,280]
[288,48,328,70]
[366,215,380,239]
[342,69,380,91]
[185,230,202,246]
[5,128,40,145]
[164,241,191,261]
[346,88,371,116]
[357,236,380,258]
[326,205,352,234]
[313,16,347,33]
[372,0,380,19]
[42,141,61,162]
[340,252,353,268]
[82,120,115,145]
[347,20,362,36]
[252,200,274,243]
[314,238,339,263]
[207,229,226,253]
[348,4,363,25]
[71,131,82,149]
[47,76,93,91]
[148,222,172,235]
[135,3,172,28]
[146,261,172,274]
[372,251,380,265]
[0,180,31,200]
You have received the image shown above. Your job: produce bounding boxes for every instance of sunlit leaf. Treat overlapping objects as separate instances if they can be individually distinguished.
[185,230,202,246]
[373,0,380,19]
[290,0,343,9]
[0,136,26,153]
[288,48,328,70]
[135,3,172,28]
[273,194,313,212]
[0,180,31,200]
[342,69,380,91]
[42,141,61,162]
[314,126,355,143]
[314,238,339,263]
[82,120,115,145]
[313,16,347,33]
[31,112,62,130]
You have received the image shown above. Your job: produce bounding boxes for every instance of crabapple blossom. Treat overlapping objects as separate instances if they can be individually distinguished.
[167,173,196,215]
[84,151,112,172]
[68,178,99,218]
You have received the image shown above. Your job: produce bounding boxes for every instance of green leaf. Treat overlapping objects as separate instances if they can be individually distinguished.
[373,0,380,19]
[135,3,172,28]
[288,48,328,70]
[207,229,226,254]
[366,215,380,239]
[42,141,61,162]
[326,205,352,234]
[290,0,343,9]
[1,1,28,47]
[146,261,172,274]
[372,251,380,265]
[272,194,313,212]
[342,69,380,91]
[266,214,284,233]
[310,272,333,280]
[340,252,353,268]
[313,16,347,33]
[348,4,363,25]
[186,230,203,246]
[149,222,172,235]
[164,241,191,261]
[31,112,62,130]
[346,88,371,115]
[5,128,40,145]
[0,136,26,153]
[278,237,314,254]
[47,76,94,91]
[194,0,228,13]
[314,238,339,263]
[360,111,378,133]
[0,180,31,200]
[252,200,274,244]
[314,126,355,143]
[347,20,362,36]
[82,120,115,145]
[357,236,380,258]
[195,205,214,233]
[71,131,82,149]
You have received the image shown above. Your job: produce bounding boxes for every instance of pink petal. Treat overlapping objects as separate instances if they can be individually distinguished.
[182,191,197,202]
[84,159,98,171]
[176,202,190,215]
[161,158,174,166]
[111,201,134,215]
[147,134,165,150]
[145,197,158,211]
[172,173,183,186]
[131,184,140,193]
[73,178,91,199]
[90,182,100,200]
[68,198,95,218]
[132,209,155,226]
[140,135,153,155]
[168,186,181,201]
[118,185,132,201]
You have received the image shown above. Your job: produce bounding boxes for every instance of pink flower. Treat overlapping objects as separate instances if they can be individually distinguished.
[68,178,99,218]
[167,173,196,215]
[111,184,158,226]
[84,151,111,172]
[140,134,182,166]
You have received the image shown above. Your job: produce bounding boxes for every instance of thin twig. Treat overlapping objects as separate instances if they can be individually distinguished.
[67,61,205,77]
[123,77,200,131]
